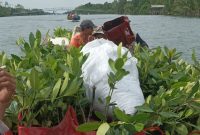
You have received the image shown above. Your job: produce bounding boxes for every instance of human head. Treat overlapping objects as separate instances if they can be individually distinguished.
[80,20,96,35]
[92,26,107,39]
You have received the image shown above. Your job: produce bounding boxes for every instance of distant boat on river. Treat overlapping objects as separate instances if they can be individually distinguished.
[67,12,80,22]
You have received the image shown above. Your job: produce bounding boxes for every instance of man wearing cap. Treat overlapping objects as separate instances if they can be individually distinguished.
[70,20,96,48]
[88,26,107,42]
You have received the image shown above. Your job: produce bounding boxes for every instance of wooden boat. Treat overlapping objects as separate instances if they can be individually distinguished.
[67,12,80,21]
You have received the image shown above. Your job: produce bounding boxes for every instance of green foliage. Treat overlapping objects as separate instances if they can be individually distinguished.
[1,30,200,134]
[74,2,116,14]
[77,121,101,132]
[0,6,11,17]
[96,122,110,135]
[133,45,200,134]
[75,0,200,16]
[3,30,89,131]
[77,44,200,135]
[53,27,72,39]
[134,45,190,96]
[0,4,47,17]
[0,52,7,66]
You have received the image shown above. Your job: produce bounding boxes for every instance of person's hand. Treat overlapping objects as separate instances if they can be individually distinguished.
[0,69,16,104]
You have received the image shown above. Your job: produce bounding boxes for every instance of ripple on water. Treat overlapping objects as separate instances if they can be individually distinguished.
[0,15,199,61]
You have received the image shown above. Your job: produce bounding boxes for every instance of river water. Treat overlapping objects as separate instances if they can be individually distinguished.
[0,14,200,61]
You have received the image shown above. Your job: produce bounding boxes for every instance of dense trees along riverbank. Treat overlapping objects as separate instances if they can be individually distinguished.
[1,0,199,17]
[0,3,48,17]
[74,0,200,17]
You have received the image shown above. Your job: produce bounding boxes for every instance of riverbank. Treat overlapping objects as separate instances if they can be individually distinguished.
[74,0,200,17]
[0,5,49,17]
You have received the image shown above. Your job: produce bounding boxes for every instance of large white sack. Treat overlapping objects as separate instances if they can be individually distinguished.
[81,39,145,117]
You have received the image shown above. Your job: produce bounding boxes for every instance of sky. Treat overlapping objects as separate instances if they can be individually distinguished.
[2,0,114,9]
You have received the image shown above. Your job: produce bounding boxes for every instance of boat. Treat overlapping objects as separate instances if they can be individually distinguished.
[67,12,80,22]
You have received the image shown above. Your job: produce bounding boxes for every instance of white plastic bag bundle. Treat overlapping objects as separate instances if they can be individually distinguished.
[50,37,69,46]
[81,39,144,117]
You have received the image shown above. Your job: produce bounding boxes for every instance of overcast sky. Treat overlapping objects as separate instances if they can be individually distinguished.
[3,0,114,9]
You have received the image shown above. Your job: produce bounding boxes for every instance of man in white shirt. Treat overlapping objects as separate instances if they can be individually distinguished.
[0,68,16,134]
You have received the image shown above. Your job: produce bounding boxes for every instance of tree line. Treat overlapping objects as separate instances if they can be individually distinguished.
[74,0,200,17]
[0,2,48,17]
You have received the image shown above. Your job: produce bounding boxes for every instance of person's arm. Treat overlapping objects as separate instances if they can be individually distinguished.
[0,102,10,120]
[70,34,82,48]
[0,102,10,134]
[0,69,16,120]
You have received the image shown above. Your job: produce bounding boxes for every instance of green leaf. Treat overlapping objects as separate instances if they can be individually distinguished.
[77,122,101,132]
[165,130,170,135]
[175,124,188,135]
[97,122,110,135]
[108,59,116,73]
[130,113,150,123]
[60,72,69,95]
[16,37,25,45]
[192,49,197,64]
[59,63,70,73]
[115,69,129,81]
[197,116,200,126]
[122,51,128,61]
[51,78,62,102]
[171,82,187,89]
[106,96,111,105]
[135,105,154,113]
[146,95,152,104]
[39,87,51,99]
[186,122,200,130]
[29,32,35,47]
[2,53,7,65]
[149,69,161,79]
[159,111,179,118]
[187,81,199,99]
[29,68,39,90]
[94,111,107,121]
[36,30,41,45]
[134,123,144,132]
[190,101,200,111]
[124,124,136,133]
[173,72,185,80]
[11,54,22,63]
[71,56,80,76]
[115,58,124,70]
[34,66,42,72]
[34,39,39,48]
[114,108,132,123]
[108,72,116,86]
[24,42,31,52]
[63,77,81,97]
[184,109,193,118]
[117,43,122,58]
